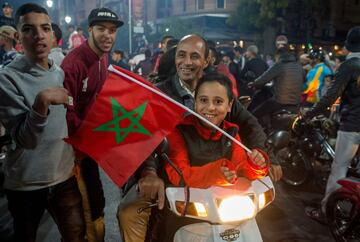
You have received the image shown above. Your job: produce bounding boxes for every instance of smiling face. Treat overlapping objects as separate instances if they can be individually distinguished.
[195,81,233,128]
[175,36,208,89]
[17,12,52,68]
[88,22,117,57]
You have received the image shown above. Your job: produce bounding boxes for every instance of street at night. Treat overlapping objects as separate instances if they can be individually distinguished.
[1,0,360,242]
[24,170,335,242]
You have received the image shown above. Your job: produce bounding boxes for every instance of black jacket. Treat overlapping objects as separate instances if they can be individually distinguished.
[252,53,304,105]
[306,54,360,132]
[240,57,268,83]
[156,75,267,149]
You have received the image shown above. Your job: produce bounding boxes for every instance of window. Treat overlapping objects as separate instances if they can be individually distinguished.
[198,0,204,9]
[183,0,187,12]
[217,0,225,9]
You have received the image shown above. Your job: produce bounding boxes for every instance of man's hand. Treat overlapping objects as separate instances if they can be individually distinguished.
[269,164,283,182]
[248,149,267,168]
[138,169,165,210]
[33,87,69,115]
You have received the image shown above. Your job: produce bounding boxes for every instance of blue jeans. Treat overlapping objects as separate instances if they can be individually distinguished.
[5,176,86,242]
[321,131,360,211]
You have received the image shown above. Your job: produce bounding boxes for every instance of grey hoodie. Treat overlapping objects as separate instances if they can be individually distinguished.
[0,55,74,190]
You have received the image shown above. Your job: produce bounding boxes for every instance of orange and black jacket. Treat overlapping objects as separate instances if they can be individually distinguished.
[165,115,269,188]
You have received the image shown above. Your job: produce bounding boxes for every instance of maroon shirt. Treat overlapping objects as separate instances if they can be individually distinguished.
[61,41,108,135]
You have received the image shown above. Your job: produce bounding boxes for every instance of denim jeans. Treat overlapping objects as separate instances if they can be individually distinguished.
[5,176,86,242]
[321,131,360,211]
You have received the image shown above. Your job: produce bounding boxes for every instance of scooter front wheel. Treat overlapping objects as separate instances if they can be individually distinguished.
[276,147,310,186]
[326,190,360,242]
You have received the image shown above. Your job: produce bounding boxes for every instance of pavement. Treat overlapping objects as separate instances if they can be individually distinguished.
[1,169,335,242]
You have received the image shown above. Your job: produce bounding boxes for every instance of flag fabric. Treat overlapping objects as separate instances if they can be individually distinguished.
[66,65,186,187]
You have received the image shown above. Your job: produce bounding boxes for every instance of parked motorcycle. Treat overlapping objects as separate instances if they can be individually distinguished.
[144,139,275,242]
[276,115,338,189]
[326,169,360,242]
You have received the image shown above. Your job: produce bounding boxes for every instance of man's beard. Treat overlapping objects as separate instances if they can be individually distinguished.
[92,31,113,54]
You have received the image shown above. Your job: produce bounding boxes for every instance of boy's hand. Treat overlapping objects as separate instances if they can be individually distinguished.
[248,149,267,168]
[221,166,237,184]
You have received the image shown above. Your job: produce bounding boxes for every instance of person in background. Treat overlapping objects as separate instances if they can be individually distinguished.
[303,26,360,223]
[67,25,77,50]
[248,47,303,130]
[129,47,145,71]
[49,23,65,66]
[0,3,86,241]
[302,48,332,106]
[70,27,86,50]
[0,25,18,67]
[110,49,130,70]
[233,46,246,73]
[152,35,174,72]
[0,2,15,27]
[239,45,268,96]
[134,48,153,79]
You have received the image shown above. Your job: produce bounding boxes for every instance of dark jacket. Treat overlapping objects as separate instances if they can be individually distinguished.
[252,52,303,105]
[62,41,108,135]
[306,53,360,132]
[156,75,267,149]
[240,57,268,83]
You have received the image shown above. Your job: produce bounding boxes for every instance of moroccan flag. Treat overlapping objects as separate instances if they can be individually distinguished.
[66,65,187,187]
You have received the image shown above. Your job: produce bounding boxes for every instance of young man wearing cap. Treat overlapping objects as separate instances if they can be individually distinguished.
[0,25,18,67]
[0,3,86,241]
[303,26,360,223]
[61,7,123,242]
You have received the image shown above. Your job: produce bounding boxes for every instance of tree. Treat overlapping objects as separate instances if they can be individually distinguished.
[228,0,324,54]
[228,0,289,54]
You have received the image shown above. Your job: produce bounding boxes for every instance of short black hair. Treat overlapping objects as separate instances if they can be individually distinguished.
[113,49,124,56]
[144,49,152,58]
[166,38,179,50]
[161,35,174,44]
[51,23,62,43]
[178,34,209,59]
[234,46,244,54]
[195,72,234,102]
[15,3,49,27]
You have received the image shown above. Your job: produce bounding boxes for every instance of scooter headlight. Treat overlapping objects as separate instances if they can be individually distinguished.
[218,196,256,222]
[175,201,208,217]
[258,188,275,210]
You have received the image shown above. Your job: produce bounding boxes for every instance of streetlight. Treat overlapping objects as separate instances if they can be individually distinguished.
[165,28,169,32]
[65,15,72,24]
[46,0,53,8]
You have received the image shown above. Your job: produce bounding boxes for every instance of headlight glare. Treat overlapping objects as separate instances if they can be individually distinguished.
[218,196,255,222]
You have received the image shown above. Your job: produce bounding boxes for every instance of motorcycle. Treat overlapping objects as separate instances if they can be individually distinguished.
[143,140,275,242]
[326,177,360,242]
[276,115,338,189]
[326,158,360,242]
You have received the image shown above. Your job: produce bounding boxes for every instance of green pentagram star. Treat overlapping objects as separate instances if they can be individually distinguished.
[93,97,151,144]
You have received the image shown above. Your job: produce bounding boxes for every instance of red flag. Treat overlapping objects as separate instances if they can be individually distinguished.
[66,65,186,187]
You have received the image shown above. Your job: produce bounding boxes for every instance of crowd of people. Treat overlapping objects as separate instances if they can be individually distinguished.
[0,1,359,242]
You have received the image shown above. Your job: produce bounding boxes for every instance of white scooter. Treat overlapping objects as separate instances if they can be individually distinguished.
[144,140,275,242]
[166,176,275,242]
